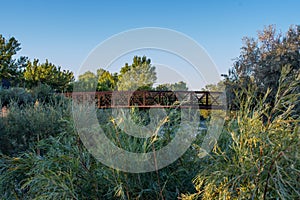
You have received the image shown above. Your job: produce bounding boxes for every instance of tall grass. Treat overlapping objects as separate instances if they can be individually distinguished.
[0,97,71,156]
[182,66,300,200]
[0,68,299,199]
[1,100,203,199]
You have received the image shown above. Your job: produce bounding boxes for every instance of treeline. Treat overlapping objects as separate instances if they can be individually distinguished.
[0,35,74,92]
[74,56,188,92]
[0,36,187,93]
[1,24,299,110]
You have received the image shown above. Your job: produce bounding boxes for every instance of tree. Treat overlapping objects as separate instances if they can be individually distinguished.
[0,35,27,87]
[74,71,97,92]
[74,69,117,92]
[96,68,117,91]
[24,59,74,92]
[156,81,188,91]
[226,25,300,111]
[117,56,157,91]
[203,80,225,92]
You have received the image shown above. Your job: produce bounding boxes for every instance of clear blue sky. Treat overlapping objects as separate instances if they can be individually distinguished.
[1,0,300,80]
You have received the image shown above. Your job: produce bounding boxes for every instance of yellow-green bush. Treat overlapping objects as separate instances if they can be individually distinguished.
[182,67,300,200]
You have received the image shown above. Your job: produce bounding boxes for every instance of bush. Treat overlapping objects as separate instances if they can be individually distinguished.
[0,123,201,199]
[182,68,300,199]
[0,87,34,107]
[31,84,54,103]
[0,100,72,156]
[0,102,202,199]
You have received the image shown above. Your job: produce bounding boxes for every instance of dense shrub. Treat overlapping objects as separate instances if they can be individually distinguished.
[0,84,69,108]
[182,68,300,199]
[0,99,71,156]
[0,103,203,199]
[0,87,34,107]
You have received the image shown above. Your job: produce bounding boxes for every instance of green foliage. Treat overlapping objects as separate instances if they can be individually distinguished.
[0,102,202,199]
[31,84,54,103]
[78,71,97,82]
[0,85,69,107]
[183,67,300,200]
[0,98,71,156]
[75,56,189,93]
[1,68,299,199]
[226,25,300,112]
[1,31,299,199]
[0,35,74,91]
[117,56,157,91]
[203,81,225,92]
[74,71,98,92]
[24,59,74,92]
[156,81,188,91]
[75,56,157,92]
[129,107,151,126]
[0,87,34,107]
[0,134,96,199]
[0,34,27,86]
[97,69,117,91]
[74,69,117,92]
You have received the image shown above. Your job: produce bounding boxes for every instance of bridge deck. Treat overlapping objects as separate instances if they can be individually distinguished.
[65,91,227,110]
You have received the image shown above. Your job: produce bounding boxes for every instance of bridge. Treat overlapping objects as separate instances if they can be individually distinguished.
[65,91,227,110]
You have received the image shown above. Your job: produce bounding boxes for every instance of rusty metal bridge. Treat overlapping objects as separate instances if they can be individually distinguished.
[65,91,227,110]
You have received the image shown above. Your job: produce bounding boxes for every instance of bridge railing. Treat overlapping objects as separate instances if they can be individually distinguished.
[65,91,227,110]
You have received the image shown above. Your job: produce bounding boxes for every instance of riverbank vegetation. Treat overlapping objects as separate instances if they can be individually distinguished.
[0,25,299,199]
